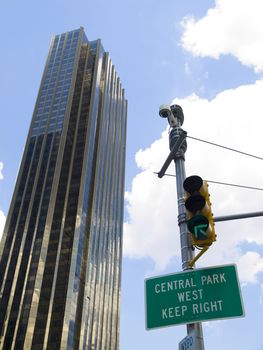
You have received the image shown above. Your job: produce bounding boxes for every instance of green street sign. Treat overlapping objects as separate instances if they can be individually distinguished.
[145,264,244,330]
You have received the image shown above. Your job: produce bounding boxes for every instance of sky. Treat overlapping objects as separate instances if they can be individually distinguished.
[0,0,263,349]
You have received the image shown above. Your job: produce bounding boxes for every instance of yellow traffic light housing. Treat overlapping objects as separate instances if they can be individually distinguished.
[183,175,216,249]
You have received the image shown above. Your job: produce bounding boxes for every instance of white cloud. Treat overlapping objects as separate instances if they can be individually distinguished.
[181,0,263,72]
[237,252,263,283]
[124,79,263,282]
[124,133,180,271]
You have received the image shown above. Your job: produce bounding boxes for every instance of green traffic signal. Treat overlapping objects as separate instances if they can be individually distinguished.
[187,215,209,240]
[183,175,216,248]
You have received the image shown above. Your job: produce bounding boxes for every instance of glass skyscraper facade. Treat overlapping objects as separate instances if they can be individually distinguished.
[0,27,127,350]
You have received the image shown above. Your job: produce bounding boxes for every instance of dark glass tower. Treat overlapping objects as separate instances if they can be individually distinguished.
[0,27,127,350]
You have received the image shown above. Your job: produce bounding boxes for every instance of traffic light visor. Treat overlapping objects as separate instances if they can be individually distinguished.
[185,194,206,213]
[183,175,203,194]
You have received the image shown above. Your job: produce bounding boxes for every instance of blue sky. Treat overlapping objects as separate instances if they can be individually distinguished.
[1,0,263,349]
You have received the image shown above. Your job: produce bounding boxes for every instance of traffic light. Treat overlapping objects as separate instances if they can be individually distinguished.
[183,175,216,248]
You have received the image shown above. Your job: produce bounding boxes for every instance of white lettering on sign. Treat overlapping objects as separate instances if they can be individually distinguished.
[192,300,223,314]
[201,273,226,285]
[161,305,187,319]
[177,289,203,302]
[154,278,196,294]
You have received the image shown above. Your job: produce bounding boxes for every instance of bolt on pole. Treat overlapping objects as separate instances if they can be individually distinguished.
[158,104,205,350]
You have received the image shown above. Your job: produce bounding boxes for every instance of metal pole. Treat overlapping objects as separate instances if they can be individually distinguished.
[158,104,205,349]
[169,125,205,350]
[157,130,187,179]
[214,211,263,222]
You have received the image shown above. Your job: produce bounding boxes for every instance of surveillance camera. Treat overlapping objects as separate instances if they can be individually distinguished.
[159,104,177,127]
[159,104,171,119]
[170,104,184,126]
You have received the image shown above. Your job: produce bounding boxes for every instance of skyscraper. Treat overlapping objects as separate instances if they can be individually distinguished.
[0,27,127,350]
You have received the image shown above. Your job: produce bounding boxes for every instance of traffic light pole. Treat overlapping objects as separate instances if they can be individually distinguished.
[158,104,205,349]
[169,127,193,270]
[169,126,205,350]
